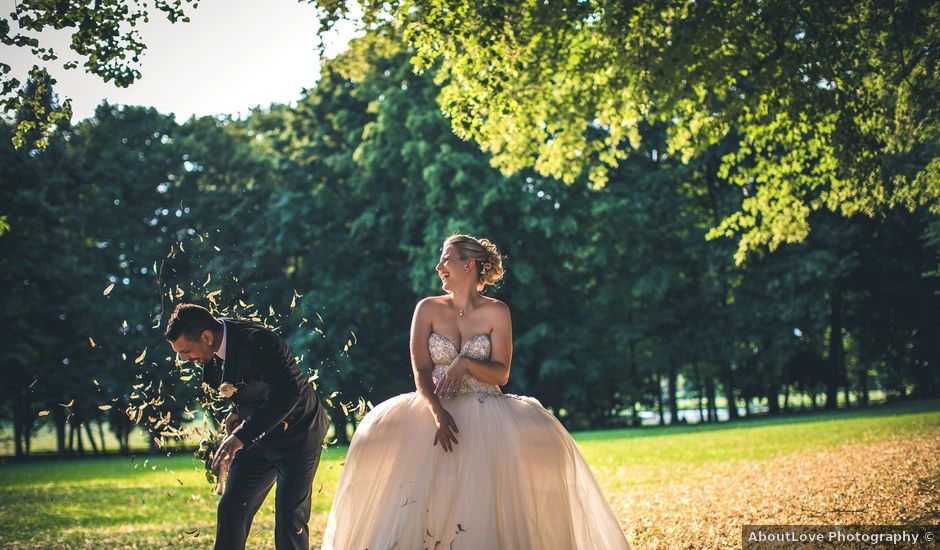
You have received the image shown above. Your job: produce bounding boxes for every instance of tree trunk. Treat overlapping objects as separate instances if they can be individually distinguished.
[694,362,705,423]
[667,363,679,425]
[83,420,100,456]
[859,365,870,406]
[767,386,780,415]
[783,385,791,412]
[13,417,23,458]
[13,402,23,457]
[54,407,68,457]
[13,395,29,458]
[628,339,639,427]
[67,420,75,455]
[704,376,717,422]
[97,418,107,453]
[76,422,85,456]
[110,409,131,454]
[723,369,740,420]
[826,284,845,409]
[656,376,666,426]
[911,315,940,397]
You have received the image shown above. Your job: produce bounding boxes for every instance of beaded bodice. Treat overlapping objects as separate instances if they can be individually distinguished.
[429,333,503,401]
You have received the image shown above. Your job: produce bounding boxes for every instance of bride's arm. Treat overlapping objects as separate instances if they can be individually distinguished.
[410,298,443,411]
[411,298,460,452]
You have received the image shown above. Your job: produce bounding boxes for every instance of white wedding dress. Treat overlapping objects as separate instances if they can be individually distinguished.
[321,333,631,549]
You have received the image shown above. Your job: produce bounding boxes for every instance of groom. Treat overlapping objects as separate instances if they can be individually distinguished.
[164,303,330,550]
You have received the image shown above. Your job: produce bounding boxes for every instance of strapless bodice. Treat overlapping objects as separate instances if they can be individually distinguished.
[429,332,503,401]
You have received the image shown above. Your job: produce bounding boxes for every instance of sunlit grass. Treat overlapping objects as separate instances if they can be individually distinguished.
[578,399,940,466]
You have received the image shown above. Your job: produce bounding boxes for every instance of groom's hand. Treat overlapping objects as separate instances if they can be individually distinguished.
[223,412,239,434]
[211,433,244,494]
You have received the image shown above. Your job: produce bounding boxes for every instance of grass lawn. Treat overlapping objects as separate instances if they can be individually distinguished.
[0,399,938,549]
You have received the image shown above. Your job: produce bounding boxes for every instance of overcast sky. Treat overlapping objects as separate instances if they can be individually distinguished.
[1,0,360,122]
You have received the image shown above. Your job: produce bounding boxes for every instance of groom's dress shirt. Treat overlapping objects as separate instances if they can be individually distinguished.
[215,320,227,361]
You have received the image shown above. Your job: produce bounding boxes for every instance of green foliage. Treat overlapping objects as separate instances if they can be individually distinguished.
[314,0,940,263]
[1,25,938,460]
[1,0,197,149]
[3,0,937,266]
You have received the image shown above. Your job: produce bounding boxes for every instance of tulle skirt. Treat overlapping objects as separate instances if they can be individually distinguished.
[321,390,631,550]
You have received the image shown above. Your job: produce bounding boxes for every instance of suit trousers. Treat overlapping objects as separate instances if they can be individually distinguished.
[214,437,323,550]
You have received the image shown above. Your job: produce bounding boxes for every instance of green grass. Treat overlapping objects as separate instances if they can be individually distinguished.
[580,399,940,464]
[0,399,937,549]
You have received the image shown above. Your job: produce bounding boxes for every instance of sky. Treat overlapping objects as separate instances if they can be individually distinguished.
[1,0,361,122]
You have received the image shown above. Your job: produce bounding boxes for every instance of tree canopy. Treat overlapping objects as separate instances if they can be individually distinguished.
[1,0,196,147]
[314,0,939,263]
[5,1,937,263]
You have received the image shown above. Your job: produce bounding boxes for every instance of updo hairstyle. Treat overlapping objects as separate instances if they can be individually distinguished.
[443,234,505,291]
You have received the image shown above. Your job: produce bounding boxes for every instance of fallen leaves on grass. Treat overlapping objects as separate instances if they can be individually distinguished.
[609,432,940,549]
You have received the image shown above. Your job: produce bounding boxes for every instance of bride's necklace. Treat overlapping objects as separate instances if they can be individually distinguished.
[451,296,470,317]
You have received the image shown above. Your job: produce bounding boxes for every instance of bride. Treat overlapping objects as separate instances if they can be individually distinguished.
[321,234,631,549]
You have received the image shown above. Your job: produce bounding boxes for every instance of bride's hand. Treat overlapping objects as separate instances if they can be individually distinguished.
[434,356,467,400]
[431,405,459,452]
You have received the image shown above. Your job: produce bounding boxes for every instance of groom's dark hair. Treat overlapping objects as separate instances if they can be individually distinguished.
[164,303,219,341]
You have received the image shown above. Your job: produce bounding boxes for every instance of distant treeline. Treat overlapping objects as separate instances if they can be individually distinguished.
[1,31,938,459]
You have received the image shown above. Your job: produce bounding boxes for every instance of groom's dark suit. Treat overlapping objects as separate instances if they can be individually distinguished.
[203,318,330,550]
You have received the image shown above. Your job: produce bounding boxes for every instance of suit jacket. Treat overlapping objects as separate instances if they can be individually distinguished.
[202,318,330,451]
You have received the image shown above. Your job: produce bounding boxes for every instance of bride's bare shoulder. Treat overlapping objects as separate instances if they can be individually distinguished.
[414,295,450,311]
[479,297,510,317]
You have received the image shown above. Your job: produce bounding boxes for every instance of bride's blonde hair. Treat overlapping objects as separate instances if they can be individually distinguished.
[444,234,505,291]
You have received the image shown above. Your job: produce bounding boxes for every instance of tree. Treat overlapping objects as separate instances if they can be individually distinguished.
[314,0,940,264]
[1,0,196,148]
